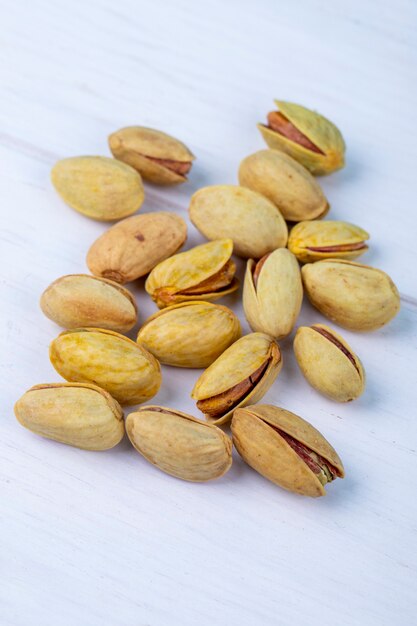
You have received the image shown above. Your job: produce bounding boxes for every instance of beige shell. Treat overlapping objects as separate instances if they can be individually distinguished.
[14,382,124,450]
[302,259,400,331]
[137,301,241,368]
[243,249,303,339]
[238,150,329,222]
[86,212,187,284]
[51,156,144,221]
[126,406,232,481]
[40,274,138,333]
[288,220,369,263]
[109,126,195,185]
[294,324,365,402]
[231,404,344,497]
[50,328,161,405]
[189,185,287,258]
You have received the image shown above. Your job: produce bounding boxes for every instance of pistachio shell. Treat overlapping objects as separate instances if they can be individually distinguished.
[51,156,144,221]
[238,150,329,221]
[189,185,287,258]
[126,406,232,481]
[294,324,365,401]
[243,249,303,339]
[50,328,161,405]
[14,383,124,450]
[288,220,369,263]
[109,127,195,185]
[137,301,241,368]
[302,260,400,331]
[87,212,187,284]
[231,404,344,497]
[40,274,137,332]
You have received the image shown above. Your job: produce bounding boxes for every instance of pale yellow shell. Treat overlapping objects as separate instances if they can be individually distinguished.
[288,220,369,263]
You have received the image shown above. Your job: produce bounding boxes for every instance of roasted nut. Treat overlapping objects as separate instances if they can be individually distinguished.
[288,220,369,263]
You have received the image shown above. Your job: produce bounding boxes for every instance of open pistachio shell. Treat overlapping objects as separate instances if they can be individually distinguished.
[288,220,369,263]
[231,404,345,497]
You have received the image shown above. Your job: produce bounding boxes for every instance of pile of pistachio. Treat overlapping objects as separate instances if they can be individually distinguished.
[14,101,400,498]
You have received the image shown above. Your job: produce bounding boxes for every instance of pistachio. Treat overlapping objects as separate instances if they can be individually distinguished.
[257,101,345,175]
[14,383,124,450]
[87,212,187,284]
[243,249,303,339]
[288,220,369,263]
[50,328,161,405]
[109,127,195,185]
[137,301,241,368]
[126,406,232,481]
[51,156,144,221]
[145,239,239,308]
[294,324,365,401]
[302,259,400,331]
[189,185,287,258]
[40,274,137,333]
[191,333,282,425]
[238,150,329,222]
[231,404,345,497]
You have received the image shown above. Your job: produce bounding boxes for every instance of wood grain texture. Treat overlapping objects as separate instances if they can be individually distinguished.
[1,0,417,625]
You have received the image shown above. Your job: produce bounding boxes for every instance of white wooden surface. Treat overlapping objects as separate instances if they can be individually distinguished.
[1,1,417,624]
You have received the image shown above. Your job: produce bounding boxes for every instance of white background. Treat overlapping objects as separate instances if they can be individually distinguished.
[1,1,417,625]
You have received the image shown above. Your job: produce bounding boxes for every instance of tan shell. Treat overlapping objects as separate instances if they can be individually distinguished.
[302,260,400,331]
[50,328,161,405]
[288,220,369,263]
[231,404,344,497]
[243,249,303,339]
[86,212,187,284]
[109,126,195,185]
[14,382,124,450]
[137,301,241,368]
[189,185,287,258]
[40,274,137,332]
[126,406,232,481]
[51,156,144,221]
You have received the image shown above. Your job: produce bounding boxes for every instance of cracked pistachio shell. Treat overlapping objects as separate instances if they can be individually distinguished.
[294,324,365,402]
[126,406,232,482]
[87,212,187,284]
[189,185,287,258]
[243,249,303,339]
[137,301,241,368]
[191,332,282,426]
[258,100,345,175]
[50,328,161,405]
[145,238,238,308]
[288,220,369,263]
[51,156,144,221]
[40,274,137,333]
[231,404,345,497]
[14,383,124,450]
[302,260,400,331]
[238,150,329,222]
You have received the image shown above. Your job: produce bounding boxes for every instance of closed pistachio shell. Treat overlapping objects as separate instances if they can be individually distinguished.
[243,249,303,339]
[231,404,344,497]
[238,150,329,222]
[50,328,161,405]
[302,260,400,331]
[145,239,238,308]
[189,185,287,258]
[14,383,124,450]
[288,220,369,263]
[137,301,241,368]
[51,156,144,221]
[109,127,195,185]
[87,212,187,284]
[294,324,365,401]
[191,332,282,425]
[126,406,232,481]
[258,100,345,175]
[40,274,137,332]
